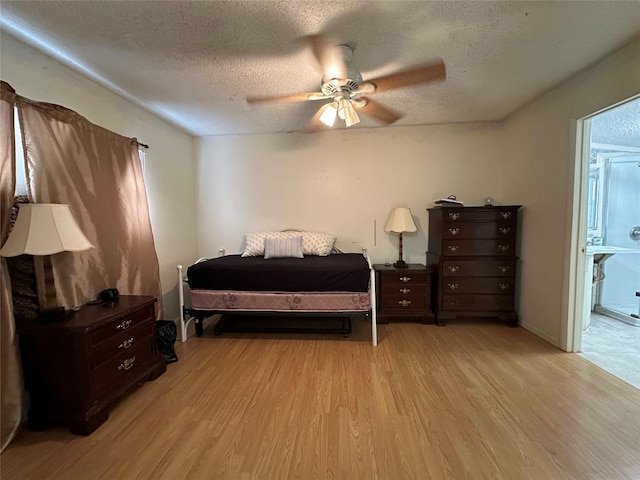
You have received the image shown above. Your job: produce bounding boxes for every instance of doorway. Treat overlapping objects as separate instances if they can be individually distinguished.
[575,97,640,388]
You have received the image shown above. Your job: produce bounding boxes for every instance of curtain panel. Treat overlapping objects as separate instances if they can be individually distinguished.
[14,97,162,312]
[0,81,24,452]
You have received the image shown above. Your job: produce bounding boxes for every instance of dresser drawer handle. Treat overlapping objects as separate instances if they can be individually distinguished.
[400,276,411,283]
[447,283,459,290]
[398,300,412,307]
[499,283,510,290]
[400,288,410,294]
[448,227,460,236]
[448,266,460,273]
[118,338,134,349]
[500,212,512,219]
[498,265,510,273]
[116,320,132,330]
[118,356,136,371]
[448,212,461,221]
[447,245,460,253]
[498,244,510,252]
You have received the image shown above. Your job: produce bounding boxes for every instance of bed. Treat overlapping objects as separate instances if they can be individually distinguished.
[177,231,378,346]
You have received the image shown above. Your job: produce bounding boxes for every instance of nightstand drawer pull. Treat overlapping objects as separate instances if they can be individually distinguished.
[448,266,460,273]
[116,320,132,330]
[118,338,134,349]
[118,356,136,371]
[447,283,459,290]
[400,288,411,294]
[399,276,411,283]
[447,245,460,253]
[398,300,412,307]
[448,227,460,236]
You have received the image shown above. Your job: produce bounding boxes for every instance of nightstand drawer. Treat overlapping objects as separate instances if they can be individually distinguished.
[88,304,155,347]
[380,294,428,311]
[379,271,428,285]
[90,321,154,367]
[93,340,155,396]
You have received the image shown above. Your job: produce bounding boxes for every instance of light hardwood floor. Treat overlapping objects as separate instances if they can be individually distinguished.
[2,317,639,480]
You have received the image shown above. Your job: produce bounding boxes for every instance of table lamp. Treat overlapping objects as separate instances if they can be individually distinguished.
[384,207,417,268]
[0,203,94,320]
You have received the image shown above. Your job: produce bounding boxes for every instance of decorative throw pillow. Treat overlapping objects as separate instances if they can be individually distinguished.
[241,231,299,257]
[301,232,336,256]
[264,236,304,259]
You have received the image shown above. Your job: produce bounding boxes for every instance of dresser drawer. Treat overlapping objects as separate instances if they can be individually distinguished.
[90,321,154,367]
[379,271,428,286]
[441,277,515,294]
[88,304,155,348]
[442,239,515,257]
[442,209,517,223]
[93,340,155,396]
[441,294,514,311]
[380,294,429,311]
[442,259,516,277]
[442,222,516,239]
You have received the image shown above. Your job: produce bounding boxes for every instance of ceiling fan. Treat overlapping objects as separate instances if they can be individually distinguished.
[246,35,446,133]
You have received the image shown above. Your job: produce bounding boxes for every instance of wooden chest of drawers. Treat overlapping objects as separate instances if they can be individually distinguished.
[374,264,434,323]
[17,295,166,435]
[426,206,521,326]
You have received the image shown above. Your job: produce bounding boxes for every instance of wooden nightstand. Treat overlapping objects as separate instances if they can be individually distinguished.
[374,264,434,324]
[17,295,166,435]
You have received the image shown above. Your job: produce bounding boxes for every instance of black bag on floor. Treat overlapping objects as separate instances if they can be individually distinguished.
[156,320,178,363]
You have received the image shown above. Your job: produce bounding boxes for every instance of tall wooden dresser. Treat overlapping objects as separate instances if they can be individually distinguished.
[426,205,521,326]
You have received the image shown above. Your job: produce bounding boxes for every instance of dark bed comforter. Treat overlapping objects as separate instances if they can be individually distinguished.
[187,253,369,292]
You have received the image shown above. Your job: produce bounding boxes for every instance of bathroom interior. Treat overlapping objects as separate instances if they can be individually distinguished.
[580,96,640,389]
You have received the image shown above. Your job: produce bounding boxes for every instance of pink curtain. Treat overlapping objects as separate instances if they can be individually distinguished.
[0,82,24,451]
[14,96,162,312]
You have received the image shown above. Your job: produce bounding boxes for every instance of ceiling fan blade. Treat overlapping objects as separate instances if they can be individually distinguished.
[305,103,332,133]
[307,34,347,80]
[246,91,329,105]
[359,59,446,93]
[354,97,404,125]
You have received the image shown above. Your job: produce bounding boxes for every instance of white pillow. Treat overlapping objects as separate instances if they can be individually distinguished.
[241,231,298,257]
[241,231,336,257]
[301,232,336,256]
[264,236,304,259]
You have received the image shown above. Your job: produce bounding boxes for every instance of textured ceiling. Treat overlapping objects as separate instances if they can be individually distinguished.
[1,1,639,137]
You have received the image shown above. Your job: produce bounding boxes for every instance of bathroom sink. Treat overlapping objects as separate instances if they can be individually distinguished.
[587,246,640,255]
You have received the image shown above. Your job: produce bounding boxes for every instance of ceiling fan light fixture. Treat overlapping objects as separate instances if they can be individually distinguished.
[319,102,338,127]
[337,96,360,127]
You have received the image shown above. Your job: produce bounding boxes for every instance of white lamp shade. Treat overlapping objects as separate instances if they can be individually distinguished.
[0,203,94,257]
[384,207,417,233]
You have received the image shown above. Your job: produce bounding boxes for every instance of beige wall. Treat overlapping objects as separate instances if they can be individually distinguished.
[196,123,503,264]
[502,38,640,348]
[1,33,199,318]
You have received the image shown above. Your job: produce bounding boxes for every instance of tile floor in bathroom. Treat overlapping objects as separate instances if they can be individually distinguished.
[580,312,640,389]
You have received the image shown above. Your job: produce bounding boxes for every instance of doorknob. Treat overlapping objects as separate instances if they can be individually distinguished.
[630,226,640,241]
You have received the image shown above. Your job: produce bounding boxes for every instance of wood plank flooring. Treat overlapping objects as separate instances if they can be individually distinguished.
[2,317,639,480]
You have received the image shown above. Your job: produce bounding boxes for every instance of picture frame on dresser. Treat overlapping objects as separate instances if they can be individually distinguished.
[426,205,521,326]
